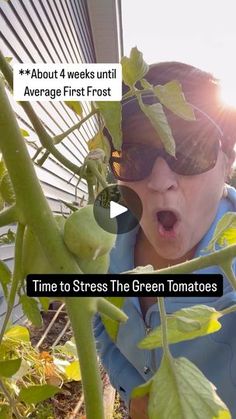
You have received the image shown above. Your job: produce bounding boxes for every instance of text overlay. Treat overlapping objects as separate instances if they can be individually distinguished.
[27,274,223,297]
[13,63,122,101]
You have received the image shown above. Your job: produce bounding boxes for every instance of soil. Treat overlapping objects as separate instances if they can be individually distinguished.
[28,306,129,419]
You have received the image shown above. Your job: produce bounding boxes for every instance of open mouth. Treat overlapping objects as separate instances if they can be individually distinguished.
[156,210,179,237]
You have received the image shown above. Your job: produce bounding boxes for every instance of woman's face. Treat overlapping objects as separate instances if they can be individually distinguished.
[119,113,231,261]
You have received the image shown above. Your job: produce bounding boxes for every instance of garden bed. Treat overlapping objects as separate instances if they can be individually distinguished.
[28,306,129,419]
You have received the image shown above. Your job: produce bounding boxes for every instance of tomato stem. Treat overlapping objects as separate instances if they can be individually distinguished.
[66,298,105,419]
[53,108,98,145]
[0,79,105,419]
[97,297,128,322]
[0,204,18,227]
[158,297,172,358]
[125,244,236,290]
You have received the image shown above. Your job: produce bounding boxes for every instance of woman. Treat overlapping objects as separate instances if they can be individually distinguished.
[94,62,236,418]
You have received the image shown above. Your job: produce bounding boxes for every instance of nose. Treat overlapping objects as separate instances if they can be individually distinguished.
[147,157,178,192]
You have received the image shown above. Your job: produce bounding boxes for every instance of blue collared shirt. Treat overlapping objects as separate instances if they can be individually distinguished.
[94,185,236,415]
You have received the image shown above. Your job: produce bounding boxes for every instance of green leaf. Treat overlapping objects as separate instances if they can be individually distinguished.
[0,172,16,205]
[138,99,176,156]
[65,360,81,381]
[121,47,149,87]
[0,404,12,419]
[175,316,201,333]
[96,101,122,150]
[19,384,60,404]
[0,358,21,378]
[154,80,196,121]
[204,212,236,252]
[20,295,42,327]
[101,297,125,341]
[131,377,153,399]
[38,296,51,311]
[11,359,31,381]
[148,355,231,419]
[64,101,83,117]
[54,338,78,358]
[20,128,29,137]
[138,305,222,349]
[0,260,11,298]
[6,229,15,243]
[87,131,111,162]
[4,325,30,343]
[0,229,16,245]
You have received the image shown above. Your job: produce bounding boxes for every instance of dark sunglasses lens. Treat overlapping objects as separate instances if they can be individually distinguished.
[171,127,220,175]
[111,145,155,181]
[172,144,219,175]
[111,117,221,180]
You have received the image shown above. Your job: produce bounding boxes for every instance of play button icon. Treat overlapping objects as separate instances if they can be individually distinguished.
[110,201,128,219]
[93,184,142,234]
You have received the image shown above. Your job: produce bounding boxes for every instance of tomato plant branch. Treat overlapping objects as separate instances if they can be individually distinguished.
[86,160,108,189]
[0,51,83,177]
[53,108,98,144]
[66,299,105,419]
[158,297,171,358]
[0,80,107,419]
[0,204,18,227]
[0,222,25,345]
[0,380,22,419]
[37,109,98,166]
[0,50,13,90]
[125,244,236,289]
[221,304,236,316]
[36,149,50,166]
[87,181,95,204]
[32,146,43,162]
[220,262,236,290]
[17,102,84,175]
[97,298,128,322]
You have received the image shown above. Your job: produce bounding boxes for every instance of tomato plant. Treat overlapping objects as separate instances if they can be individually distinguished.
[0,47,235,419]
[64,205,116,260]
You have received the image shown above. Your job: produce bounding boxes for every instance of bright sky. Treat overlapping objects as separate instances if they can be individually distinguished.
[121,0,236,107]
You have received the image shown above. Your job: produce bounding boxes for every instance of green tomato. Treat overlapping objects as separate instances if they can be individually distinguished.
[64,205,116,260]
[76,253,110,274]
[22,215,66,276]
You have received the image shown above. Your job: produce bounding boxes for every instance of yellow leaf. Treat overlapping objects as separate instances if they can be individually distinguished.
[204,212,236,252]
[139,305,222,349]
[218,228,236,246]
[65,361,81,381]
[64,101,83,117]
[4,325,30,343]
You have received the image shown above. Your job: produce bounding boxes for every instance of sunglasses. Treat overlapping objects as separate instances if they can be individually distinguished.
[110,104,223,181]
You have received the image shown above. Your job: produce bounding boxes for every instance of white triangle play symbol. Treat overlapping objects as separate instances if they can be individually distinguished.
[110,201,128,219]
